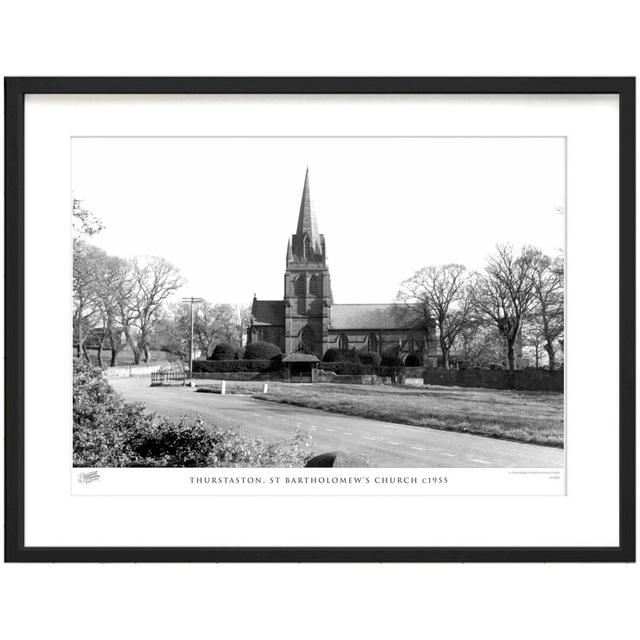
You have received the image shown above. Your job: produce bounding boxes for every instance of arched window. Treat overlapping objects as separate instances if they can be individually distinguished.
[299,325,315,353]
[366,333,379,353]
[338,334,349,350]
[293,275,306,296]
[309,274,322,296]
[304,235,312,260]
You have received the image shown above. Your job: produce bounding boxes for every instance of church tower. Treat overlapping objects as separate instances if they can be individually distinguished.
[283,168,332,357]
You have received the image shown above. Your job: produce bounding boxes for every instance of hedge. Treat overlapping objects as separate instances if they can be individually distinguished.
[193,359,281,373]
[357,351,382,367]
[194,359,425,377]
[323,348,359,363]
[318,363,425,377]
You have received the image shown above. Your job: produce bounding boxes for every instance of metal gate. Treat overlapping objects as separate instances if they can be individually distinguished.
[151,370,187,386]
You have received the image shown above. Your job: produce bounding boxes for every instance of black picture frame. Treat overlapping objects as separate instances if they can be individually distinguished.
[4,77,635,563]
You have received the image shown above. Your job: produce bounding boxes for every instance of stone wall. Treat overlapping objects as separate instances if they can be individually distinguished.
[104,363,167,378]
[424,368,564,392]
[403,377,425,387]
[312,369,372,384]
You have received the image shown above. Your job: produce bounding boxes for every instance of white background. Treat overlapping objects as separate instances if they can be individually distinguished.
[1,2,638,639]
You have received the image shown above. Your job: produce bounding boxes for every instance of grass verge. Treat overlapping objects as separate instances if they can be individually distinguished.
[196,381,564,447]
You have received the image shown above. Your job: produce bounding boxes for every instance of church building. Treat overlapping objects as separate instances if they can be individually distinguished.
[247,170,438,370]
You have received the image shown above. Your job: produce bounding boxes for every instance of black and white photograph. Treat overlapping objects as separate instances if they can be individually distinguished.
[6,78,632,564]
[72,136,565,472]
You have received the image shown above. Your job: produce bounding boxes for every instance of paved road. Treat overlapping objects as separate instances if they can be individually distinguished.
[110,378,564,468]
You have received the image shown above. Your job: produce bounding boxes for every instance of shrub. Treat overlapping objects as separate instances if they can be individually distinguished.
[322,348,359,363]
[193,359,280,373]
[73,362,312,468]
[128,416,222,467]
[244,341,282,360]
[358,351,381,367]
[209,342,238,360]
[381,347,403,367]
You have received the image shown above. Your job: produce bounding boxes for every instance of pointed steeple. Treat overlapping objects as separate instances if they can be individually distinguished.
[296,167,319,241]
[288,167,326,264]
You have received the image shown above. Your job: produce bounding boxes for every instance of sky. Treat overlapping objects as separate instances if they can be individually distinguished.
[72,136,565,306]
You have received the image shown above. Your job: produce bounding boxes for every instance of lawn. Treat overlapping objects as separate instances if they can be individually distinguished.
[198,381,564,447]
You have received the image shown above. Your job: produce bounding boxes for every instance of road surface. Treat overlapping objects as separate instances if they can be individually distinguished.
[110,377,564,468]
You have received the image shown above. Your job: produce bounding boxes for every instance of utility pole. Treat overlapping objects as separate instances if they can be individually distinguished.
[182,297,203,379]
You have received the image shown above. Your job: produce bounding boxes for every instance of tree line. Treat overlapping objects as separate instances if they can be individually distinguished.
[75,201,563,371]
[73,200,249,367]
[395,245,564,370]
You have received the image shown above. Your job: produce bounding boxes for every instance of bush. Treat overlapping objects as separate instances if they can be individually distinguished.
[73,362,312,467]
[244,341,282,360]
[209,342,238,360]
[322,348,359,363]
[381,347,403,367]
[358,351,382,367]
[193,359,280,373]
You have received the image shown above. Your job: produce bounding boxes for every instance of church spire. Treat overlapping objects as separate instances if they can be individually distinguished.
[296,167,319,241]
[288,167,326,264]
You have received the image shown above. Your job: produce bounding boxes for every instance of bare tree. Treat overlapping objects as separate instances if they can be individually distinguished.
[454,321,505,369]
[149,303,190,357]
[149,300,252,359]
[193,302,237,357]
[113,262,142,364]
[73,198,104,238]
[133,257,185,363]
[236,304,252,347]
[521,316,548,369]
[72,200,105,363]
[94,254,131,366]
[530,252,564,370]
[396,264,474,369]
[72,240,104,362]
[473,244,542,370]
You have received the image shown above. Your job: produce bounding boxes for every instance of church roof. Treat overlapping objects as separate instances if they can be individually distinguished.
[251,300,284,326]
[329,304,425,331]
